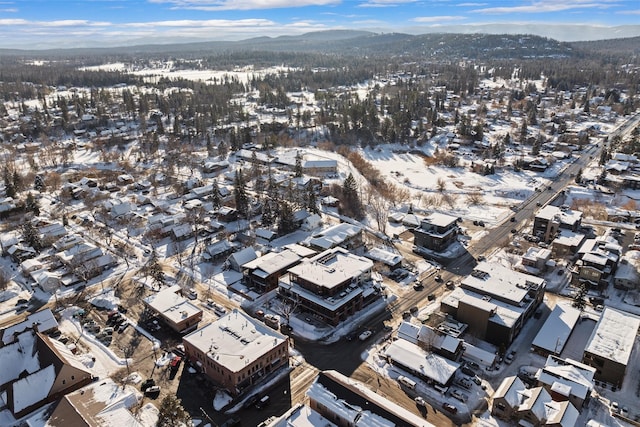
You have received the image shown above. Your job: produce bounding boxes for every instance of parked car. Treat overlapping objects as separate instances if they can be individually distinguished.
[117,321,130,333]
[413,283,424,291]
[451,389,467,403]
[186,290,197,300]
[442,402,458,414]
[505,350,516,365]
[457,377,473,390]
[255,395,270,409]
[358,330,372,341]
[144,385,161,395]
[446,280,455,289]
[414,396,426,407]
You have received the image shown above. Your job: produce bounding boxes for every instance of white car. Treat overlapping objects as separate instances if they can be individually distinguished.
[358,330,372,341]
[414,396,426,407]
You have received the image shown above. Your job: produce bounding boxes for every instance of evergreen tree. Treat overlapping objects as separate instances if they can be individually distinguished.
[25,192,40,216]
[217,140,228,159]
[21,221,42,251]
[145,250,165,289]
[572,285,587,311]
[342,173,363,219]
[157,395,191,427]
[210,181,221,210]
[278,201,297,235]
[294,151,303,178]
[3,167,15,198]
[306,187,319,214]
[233,169,249,218]
[206,134,214,157]
[575,168,583,184]
[520,119,528,144]
[261,198,276,227]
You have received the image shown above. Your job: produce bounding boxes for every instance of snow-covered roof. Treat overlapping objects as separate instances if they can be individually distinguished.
[494,376,527,408]
[544,400,580,427]
[443,287,524,328]
[48,378,142,427]
[461,262,545,305]
[536,205,582,226]
[227,246,257,268]
[307,223,361,250]
[536,356,595,401]
[286,247,372,290]
[517,387,552,421]
[143,285,202,325]
[383,339,459,385]
[584,307,640,365]
[183,309,287,374]
[1,308,58,345]
[243,249,301,276]
[12,364,56,413]
[423,212,458,228]
[532,302,580,354]
[364,247,403,267]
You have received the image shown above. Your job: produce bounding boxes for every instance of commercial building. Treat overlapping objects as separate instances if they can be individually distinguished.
[278,247,375,326]
[582,307,640,388]
[182,309,288,396]
[440,262,545,346]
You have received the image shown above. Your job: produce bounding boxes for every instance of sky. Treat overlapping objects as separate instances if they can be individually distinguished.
[0,0,639,50]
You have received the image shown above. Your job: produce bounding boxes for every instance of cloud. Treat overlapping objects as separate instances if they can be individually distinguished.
[0,7,17,12]
[620,9,640,15]
[474,0,616,14]
[412,15,466,23]
[456,2,486,6]
[358,0,417,8]
[148,0,340,11]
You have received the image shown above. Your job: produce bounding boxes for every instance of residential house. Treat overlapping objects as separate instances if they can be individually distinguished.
[306,223,363,252]
[492,376,579,427]
[535,356,595,408]
[396,322,464,361]
[571,236,620,290]
[531,302,581,356]
[226,246,258,272]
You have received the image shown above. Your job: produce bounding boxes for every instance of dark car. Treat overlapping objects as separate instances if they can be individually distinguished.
[141,378,155,391]
[413,283,424,291]
[220,418,241,427]
[242,394,259,409]
[15,298,29,305]
[510,217,516,222]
